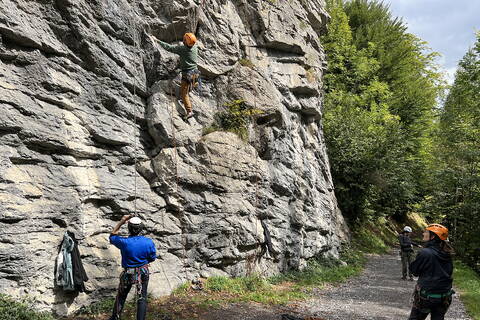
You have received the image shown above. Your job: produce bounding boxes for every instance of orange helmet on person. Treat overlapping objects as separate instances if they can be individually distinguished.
[426,223,448,240]
[183,33,197,47]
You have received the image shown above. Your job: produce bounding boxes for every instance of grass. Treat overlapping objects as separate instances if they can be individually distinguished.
[454,261,480,320]
[238,58,254,68]
[270,250,366,287]
[74,297,118,319]
[353,228,390,253]
[174,274,307,305]
[0,294,55,320]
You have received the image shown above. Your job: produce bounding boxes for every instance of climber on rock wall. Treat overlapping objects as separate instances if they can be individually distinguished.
[147,32,200,121]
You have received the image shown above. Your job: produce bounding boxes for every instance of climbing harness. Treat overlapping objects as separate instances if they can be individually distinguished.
[111,264,150,318]
[181,69,200,88]
[126,264,149,296]
[420,288,455,299]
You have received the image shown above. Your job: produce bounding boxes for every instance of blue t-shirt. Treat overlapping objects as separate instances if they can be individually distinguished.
[109,235,156,268]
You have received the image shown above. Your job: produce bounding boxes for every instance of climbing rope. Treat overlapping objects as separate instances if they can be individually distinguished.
[114,0,177,298]
[167,5,190,283]
[246,38,266,274]
[120,1,142,314]
[132,17,139,217]
[117,0,141,217]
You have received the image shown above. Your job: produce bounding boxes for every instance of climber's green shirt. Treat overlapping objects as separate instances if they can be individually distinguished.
[157,40,198,72]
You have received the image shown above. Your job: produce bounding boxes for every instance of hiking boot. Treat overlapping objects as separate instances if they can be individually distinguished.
[409,277,414,281]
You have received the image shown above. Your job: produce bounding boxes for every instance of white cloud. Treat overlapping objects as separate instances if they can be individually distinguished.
[444,67,457,85]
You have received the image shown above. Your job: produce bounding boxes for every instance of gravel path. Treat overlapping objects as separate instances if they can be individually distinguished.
[295,252,471,320]
[196,252,472,320]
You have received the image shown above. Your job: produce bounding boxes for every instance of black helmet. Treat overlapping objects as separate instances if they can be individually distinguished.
[128,216,143,236]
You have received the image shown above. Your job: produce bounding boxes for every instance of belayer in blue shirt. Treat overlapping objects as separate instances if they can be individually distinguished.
[108,215,156,320]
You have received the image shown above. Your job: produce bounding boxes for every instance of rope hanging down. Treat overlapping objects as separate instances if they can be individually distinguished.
[168,5,189,282]
[118,0,142,217]
[247,38,268,273]
[115,0,176,294]
[132,18,139,217]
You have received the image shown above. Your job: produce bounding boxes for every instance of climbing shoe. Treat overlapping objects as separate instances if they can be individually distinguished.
[184,112,194,120]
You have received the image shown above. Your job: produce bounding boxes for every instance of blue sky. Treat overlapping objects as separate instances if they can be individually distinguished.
[384,0,480,84]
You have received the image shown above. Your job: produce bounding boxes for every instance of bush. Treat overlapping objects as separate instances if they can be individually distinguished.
[205,100,263,141]
[238,58,254,68]
[0,294,54,320]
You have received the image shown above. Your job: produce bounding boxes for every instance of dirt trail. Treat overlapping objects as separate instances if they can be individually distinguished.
[200,252,471,320]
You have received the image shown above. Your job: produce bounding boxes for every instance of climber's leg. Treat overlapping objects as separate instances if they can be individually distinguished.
[180,79,192,117]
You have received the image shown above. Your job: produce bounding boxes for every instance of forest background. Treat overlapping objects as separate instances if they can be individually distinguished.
[322,0,480,271]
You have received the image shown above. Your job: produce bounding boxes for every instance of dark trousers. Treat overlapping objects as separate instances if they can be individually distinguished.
[110,267,149,320]
[401,251,413,278]
[408,288,452,320]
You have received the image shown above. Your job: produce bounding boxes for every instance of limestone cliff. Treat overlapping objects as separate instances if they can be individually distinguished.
[0,0,348,315]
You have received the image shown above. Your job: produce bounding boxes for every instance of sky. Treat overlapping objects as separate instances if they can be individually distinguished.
[384,0,480,84]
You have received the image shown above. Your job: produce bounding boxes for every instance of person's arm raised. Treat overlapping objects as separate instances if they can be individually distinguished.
[111,215,131,235]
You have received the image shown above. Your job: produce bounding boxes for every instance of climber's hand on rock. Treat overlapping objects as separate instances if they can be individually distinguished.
[121,215,132,223]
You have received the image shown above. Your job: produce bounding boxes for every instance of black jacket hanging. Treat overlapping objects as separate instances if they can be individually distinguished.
[67,231,89,292]
[261,220,274,255]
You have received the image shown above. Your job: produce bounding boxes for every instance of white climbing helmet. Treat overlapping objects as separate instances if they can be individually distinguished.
[403,226,412,233]
[128,216,143,235]
[129,216,142,225]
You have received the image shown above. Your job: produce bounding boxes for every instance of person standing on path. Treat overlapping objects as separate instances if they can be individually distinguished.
[398,226,421,280]
[408,223,454,320]
[109,215,157,320]
[148,32,199,120]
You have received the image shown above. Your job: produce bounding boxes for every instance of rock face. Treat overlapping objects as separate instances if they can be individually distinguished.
[0,0,349,315]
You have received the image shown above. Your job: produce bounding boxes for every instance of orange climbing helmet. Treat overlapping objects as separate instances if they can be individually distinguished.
[183,33,197,47]
[426,223,449,241]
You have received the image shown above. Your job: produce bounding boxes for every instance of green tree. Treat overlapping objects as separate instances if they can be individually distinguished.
[430,33,480,268]
[322,0,405,221]
[344,0,444,212]
[322,0,443,223]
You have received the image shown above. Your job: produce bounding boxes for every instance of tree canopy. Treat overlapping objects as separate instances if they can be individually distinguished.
[321,0,442,223]
[427,33,480,268]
